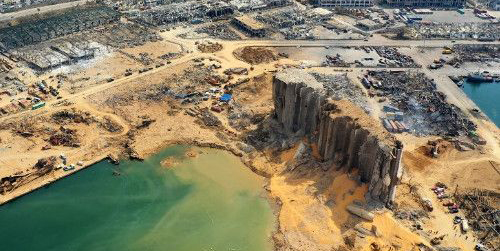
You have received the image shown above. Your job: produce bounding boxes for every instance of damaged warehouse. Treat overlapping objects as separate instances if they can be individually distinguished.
[131,0,234,26]
[0,6,120,51]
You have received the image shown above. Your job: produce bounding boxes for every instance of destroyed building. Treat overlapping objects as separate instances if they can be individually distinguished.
[405,22,499,40]
[272,69,403,204]
[315,0,374,8]
[229,0,291,12]
[232,16,266,37]
[132,1,234,26]
[254,8,306,29]
[0,6,120,51]
[367,70,476,137]
[386,0,465,8]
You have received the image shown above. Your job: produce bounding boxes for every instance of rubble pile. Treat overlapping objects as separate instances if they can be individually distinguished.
[99,116,123,133]
[227,103,254,131]
[253,6,347,40]
[197,41,223,53]
[311,73,369,111]
[235,47,278,64]
[197,107,222,127]
[51,109,95,125]
[454,189,499,250]
[373,47,420,68]
[405,23,500,40]
[333,7,390,21]
[322,54,350,67]
[194,23,241,40]
[104,65,221,107]
[447,44,500,66]
[10,119,37,137]
[0,75,26,98]
[254,7,306,30]
[130,0,234,26]
[48,126,80,147]
[0,175,24,194]
[86,22,161,49]
[159,52,182,60]
[34,156,57,175]
[368,71,476,136]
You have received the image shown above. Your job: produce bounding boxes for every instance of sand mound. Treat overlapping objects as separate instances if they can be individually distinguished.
[235,46,278,64]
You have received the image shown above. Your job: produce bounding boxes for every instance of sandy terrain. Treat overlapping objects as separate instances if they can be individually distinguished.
[0,26,499,251]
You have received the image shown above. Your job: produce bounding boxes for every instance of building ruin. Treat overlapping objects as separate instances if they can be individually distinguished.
[386,0,465,8]
[316,0,374,8]
[0,6,120,52]
[272,69,403,204]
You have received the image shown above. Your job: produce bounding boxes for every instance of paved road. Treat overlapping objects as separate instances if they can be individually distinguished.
[229,38,500,48]
[0,0,91,22]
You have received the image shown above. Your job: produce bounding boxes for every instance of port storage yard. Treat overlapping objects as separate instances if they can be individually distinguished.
[0,0,499,250]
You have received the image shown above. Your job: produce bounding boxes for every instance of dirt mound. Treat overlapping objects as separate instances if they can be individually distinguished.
[48,126,80,147]
[235,46,278,64]
[197,42,223,53]
[51,109,95,124]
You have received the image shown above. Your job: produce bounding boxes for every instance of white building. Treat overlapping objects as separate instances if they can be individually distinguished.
[316,0,374,8]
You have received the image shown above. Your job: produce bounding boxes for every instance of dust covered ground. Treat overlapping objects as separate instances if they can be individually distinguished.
[0,23,499,251]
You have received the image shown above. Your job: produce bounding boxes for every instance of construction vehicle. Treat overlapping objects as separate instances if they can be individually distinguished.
[442,46,453,54]
[442,49,453,54]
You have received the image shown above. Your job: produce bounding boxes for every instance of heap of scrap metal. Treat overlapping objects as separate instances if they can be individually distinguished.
[368,70,476,137]
[453,188,500,251]
[373,47,420,68]
[447,44,500,66]
[405,23,500,40]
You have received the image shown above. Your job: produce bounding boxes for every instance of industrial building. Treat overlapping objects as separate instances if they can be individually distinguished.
[136,1,234,26]
[232,16,266,37]
[386,0,465,8]
[0,6,120,50]
[315,0,374,8]
[229,0,291,12]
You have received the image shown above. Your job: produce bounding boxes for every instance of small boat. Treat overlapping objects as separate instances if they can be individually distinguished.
[467,71,494,83]
[456,80,464,87]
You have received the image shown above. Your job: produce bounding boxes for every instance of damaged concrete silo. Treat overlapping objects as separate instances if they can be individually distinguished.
[272,69,403,204]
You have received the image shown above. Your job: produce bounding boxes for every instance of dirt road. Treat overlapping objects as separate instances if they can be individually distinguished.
[0,0,91,23]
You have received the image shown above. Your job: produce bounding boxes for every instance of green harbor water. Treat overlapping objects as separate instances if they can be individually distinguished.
[0,146,274,251]
[462,81,500,127]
